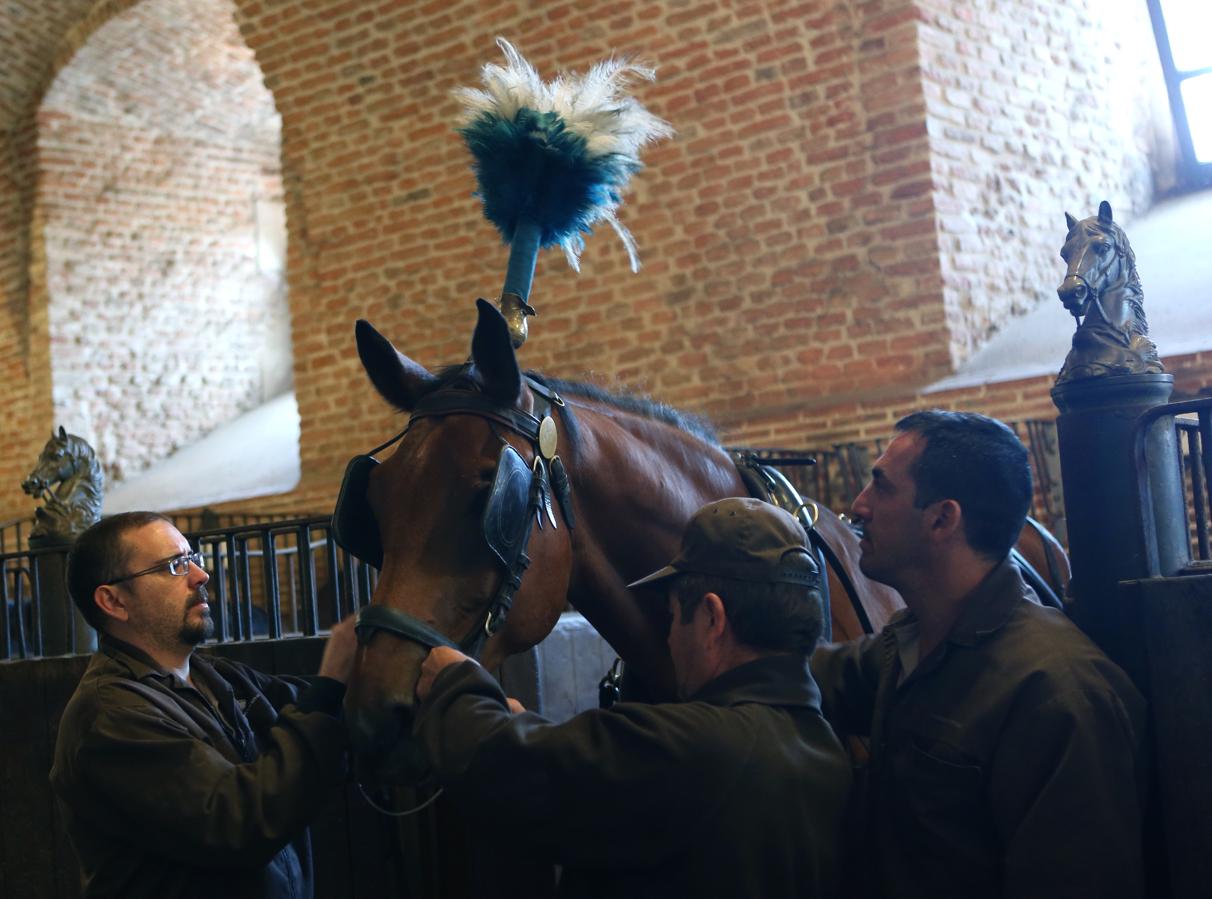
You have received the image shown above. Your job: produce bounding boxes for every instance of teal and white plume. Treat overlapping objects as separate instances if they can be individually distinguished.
[456,38,672,343]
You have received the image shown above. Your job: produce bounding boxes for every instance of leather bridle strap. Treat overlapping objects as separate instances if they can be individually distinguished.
[355,604,459,650]
[409,387,545,442]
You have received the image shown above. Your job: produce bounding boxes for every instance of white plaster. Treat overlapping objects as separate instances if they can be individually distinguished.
[103,392,301,513]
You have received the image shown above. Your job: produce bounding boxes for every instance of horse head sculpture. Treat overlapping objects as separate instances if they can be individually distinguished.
[1056,200,1163,383]
[21,427,105,542]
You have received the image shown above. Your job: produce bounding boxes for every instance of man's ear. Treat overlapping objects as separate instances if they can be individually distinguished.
[93,584,130,623]
[700,593,729,641]
[925,498,964,543]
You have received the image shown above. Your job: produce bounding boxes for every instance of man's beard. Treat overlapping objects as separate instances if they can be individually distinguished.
[180,584,214,645]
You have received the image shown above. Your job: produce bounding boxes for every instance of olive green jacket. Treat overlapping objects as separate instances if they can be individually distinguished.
[416,652,851,898]
[812,560,1148,899]
[50,636,347,899]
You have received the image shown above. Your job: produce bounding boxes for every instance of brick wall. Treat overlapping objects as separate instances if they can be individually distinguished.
[0,0,1203,524]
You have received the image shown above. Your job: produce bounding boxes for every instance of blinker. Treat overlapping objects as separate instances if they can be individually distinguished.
[332,453,383,569]
[483,445,534,566]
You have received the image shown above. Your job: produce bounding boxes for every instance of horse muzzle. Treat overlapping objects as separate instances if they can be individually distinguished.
[21,476,47,497]
[1057,275,1089,315]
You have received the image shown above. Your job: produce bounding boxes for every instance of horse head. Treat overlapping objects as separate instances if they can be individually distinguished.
[22,426,77,498]
[1057,201,1136,328]
[343,300,574,782]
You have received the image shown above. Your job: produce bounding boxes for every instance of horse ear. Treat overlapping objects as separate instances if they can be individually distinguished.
[355,320,438,412]
[1098,200,1113,223]
[1064,212,1078,232]
[58,426,67,440]
[471,299,522,405]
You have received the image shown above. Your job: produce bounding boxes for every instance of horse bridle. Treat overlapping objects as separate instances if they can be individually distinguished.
[1065,227,1120,322]
[332,374,575,658]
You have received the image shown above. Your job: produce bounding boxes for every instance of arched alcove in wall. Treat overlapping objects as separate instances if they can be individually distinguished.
[34,0,298,506]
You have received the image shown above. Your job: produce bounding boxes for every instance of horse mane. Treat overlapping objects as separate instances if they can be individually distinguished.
[428,364,721,449]
[1105,220,1147,335]
[63,434,104,497]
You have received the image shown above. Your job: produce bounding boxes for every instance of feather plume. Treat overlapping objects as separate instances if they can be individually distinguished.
[456,38,673,274]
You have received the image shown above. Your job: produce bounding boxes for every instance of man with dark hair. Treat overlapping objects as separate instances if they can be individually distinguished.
[51,511,357,899]
[414,497,850,898]
[812,410,1147,899]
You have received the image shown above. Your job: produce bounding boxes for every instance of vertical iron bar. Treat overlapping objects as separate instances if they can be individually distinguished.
[14,566,28,658]
[30,554,43,657]
[211,538,230,642]
[1,560,10,661]
[1175,421,1193,564]
[285,533,300,633]
[238,535,254,639]
[298,525,318,636]
[1201,410,1212,556]
[1187,426,1210,560]
[326,526,343,622]
[262,529,281,639]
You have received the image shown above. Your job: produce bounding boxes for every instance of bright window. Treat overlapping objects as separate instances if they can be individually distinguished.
[1150,0,1212,180]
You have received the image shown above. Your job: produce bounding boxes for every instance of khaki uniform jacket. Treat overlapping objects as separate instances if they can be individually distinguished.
[416,652,851,899]
[811,560,1148,899]
[50,636,347,899]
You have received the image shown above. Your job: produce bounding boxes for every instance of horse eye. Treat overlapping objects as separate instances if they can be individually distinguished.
[1095,242,1110,255]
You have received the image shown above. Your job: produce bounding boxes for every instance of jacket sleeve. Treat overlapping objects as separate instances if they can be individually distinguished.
[414,660,758,868]
[810,636,883,737]
[989,685,1146,899]
[70,680,347,869]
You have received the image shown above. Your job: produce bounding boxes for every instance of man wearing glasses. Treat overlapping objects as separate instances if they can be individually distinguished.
[50,511,357,899]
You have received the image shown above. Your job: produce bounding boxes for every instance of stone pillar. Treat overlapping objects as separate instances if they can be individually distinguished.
[1049,372,1185,686]
[28,535,96,656]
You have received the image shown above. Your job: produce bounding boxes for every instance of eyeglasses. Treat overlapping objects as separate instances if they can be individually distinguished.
[109,551,205,585]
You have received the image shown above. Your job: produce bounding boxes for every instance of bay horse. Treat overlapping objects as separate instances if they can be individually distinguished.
[341,300,1063,778]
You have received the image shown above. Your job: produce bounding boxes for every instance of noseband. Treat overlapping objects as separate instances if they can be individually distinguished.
[332,375,575,658]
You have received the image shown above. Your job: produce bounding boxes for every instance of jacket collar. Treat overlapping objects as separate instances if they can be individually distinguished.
[885,557,1029,650]
[945,557,1031,647]
[690,652,823,712]
[98,633,211,686]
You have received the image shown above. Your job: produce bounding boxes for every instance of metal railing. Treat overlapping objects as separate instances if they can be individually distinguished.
[1135,397,1212,577]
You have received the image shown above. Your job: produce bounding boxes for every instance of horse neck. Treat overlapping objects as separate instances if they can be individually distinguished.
[565,401,744,521]
[556,400,745,698]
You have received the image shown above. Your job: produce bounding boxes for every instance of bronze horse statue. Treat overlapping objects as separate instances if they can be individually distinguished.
[21,427,105,542]
[1057,200,1162,383]
[340,301,1067,781]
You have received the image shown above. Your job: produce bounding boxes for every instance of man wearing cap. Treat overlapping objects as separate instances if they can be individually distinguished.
[811,411,1147,899]
[414,497,850,898]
